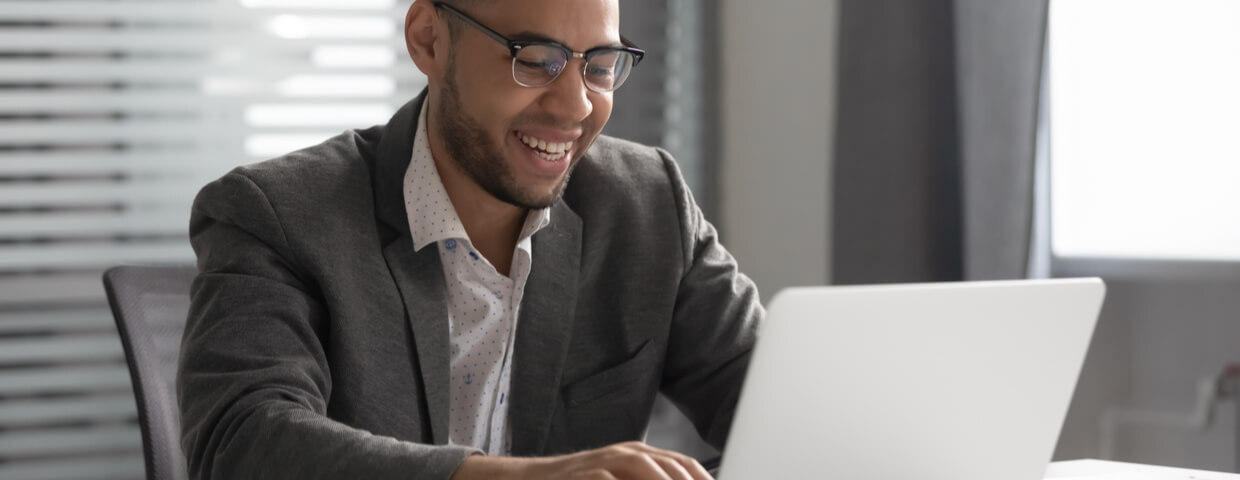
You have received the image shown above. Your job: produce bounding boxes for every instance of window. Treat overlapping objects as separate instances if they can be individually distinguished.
[1047,0,1240,263]
[0,2,414,477]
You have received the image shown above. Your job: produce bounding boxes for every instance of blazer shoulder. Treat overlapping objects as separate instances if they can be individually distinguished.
[564,135,697,242]
[192,126,386,246]
[577,135,669,175]
[569,135,682,198]
[231,126,383,192]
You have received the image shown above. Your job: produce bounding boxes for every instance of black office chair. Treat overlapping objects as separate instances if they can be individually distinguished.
[103,265,197,480]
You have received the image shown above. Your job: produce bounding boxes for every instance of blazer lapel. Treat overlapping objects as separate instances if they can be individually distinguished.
[382,239,452,445]
[373,92,423,236]
[372,91,454,444]
[509,201,583,455]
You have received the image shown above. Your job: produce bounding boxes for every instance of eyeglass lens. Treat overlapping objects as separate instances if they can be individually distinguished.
[512,45,636,92]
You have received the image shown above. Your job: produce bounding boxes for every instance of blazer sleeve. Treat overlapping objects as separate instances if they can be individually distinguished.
[655,150,765,452]
[178,170,480,480]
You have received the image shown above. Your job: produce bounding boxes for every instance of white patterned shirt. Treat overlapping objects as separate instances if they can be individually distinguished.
[402,101,550,455]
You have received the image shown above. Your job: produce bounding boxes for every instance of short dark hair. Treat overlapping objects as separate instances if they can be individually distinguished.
[435,0,491,41]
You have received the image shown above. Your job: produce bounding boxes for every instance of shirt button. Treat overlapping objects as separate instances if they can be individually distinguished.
[445,239,457,250]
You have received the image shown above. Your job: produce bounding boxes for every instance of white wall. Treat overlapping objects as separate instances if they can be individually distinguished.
[1057,277,1240,471]
[719,1,838,301]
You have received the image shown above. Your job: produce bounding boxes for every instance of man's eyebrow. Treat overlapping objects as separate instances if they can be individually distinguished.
[509,30,626,49]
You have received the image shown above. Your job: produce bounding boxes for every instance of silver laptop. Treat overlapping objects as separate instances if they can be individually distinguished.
[719,278,1105,480]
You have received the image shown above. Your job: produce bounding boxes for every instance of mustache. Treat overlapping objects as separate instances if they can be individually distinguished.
[511,112,589,133]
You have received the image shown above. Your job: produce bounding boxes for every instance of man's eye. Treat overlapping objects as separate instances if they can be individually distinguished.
[587,66,614,77]
[519,60,563,75]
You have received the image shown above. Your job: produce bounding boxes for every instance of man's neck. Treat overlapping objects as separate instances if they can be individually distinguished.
[423,96,528,276]
[429,155,526,278]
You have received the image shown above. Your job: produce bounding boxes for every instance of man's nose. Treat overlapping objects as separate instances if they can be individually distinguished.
[541,60,594,123]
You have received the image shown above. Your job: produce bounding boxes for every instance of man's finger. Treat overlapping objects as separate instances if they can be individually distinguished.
[583,469,619,480]
[598,448,674,480]
[647,453,694,480]
[618,442,714,480]
[678,456,714,480]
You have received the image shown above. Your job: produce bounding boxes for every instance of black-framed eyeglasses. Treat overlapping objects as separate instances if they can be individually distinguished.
[433,1,645,93]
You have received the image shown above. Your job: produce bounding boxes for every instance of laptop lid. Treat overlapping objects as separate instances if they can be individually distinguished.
[719,278,1105,480]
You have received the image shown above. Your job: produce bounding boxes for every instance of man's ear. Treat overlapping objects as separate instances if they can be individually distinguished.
[405,0,444,79]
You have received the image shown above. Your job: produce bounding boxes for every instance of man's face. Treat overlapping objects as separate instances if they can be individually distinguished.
[434,0,620,209]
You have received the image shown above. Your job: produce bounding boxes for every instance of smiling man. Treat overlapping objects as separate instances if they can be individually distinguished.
[178,0,762,479]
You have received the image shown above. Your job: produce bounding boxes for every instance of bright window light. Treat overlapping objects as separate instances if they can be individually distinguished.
[245,133,340,157]
[1049,0,1240,261]
[241,0,396,9]
[244,103,394,127]
[312,46,397,68]
[276,74,397,97]
[267,15,396,39]
[200,76,261,96]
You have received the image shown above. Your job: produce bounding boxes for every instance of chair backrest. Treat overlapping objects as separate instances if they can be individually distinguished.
[103,265,197,480]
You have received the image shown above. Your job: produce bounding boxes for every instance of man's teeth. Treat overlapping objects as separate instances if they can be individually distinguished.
[520,134,574,155]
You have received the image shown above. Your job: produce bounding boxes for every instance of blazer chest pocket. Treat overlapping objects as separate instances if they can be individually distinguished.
[562,339,656,408]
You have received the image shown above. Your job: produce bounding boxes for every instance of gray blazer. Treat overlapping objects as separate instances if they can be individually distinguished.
[179,92,762,480]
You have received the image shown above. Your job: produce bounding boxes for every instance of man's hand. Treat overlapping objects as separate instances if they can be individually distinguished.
[450,441,714,480]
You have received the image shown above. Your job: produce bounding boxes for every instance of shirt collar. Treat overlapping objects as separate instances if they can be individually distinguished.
[403,100,551,252]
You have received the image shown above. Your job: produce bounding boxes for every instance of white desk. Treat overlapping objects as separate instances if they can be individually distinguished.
[1047,460,1240,479]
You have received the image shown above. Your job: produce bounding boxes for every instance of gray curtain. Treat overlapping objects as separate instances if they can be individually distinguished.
[954,0,1047,281]
[831,0,1046,284]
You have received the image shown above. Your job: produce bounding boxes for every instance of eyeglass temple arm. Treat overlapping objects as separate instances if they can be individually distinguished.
[620,35,646,65]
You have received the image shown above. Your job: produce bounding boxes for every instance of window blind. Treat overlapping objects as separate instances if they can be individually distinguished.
[1,1,417,478]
